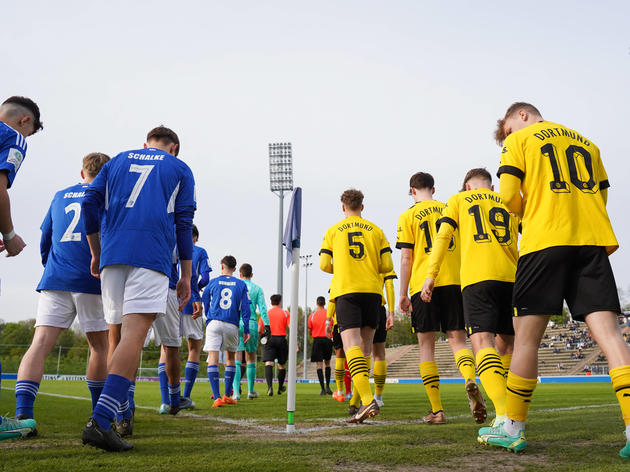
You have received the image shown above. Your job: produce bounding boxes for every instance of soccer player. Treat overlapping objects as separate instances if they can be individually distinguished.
[263,294,290,396]
[397,172,484,425]
[80,126,195,452]
[0,96,42,259]
[483,103,630,456]
[11,153,109,438]
[308,296,334,395]
[202,255,250,407]
[154,254,195,416]
[320,188,393,423]
[180,225,212,404]
[420,168,518,440]
[372,270,396,407]
[235,263,270,400]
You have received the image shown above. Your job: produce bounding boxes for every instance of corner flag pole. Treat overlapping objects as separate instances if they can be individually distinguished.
[282,187,302,434]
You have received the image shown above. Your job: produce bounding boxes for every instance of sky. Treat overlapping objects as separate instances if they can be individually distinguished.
[0,1,629,323]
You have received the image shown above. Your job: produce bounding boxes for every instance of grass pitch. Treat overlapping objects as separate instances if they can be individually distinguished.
[0,379,627,471]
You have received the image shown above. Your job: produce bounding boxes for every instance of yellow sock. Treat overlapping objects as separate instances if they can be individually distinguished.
[350,383,360,407]
[454,348,476,382]
[420,361,442,413]
[373,360,387,395]
[334,357,345,392]
[501,353,512,377]
[365,355,371,375]
[346,346,373,406]
[610,365,630,426]
[476,347,507,416]
[505,371,537,422]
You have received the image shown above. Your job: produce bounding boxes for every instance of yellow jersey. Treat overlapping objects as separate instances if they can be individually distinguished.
[396,200,460,295]
[428,189,518,289]
[498,120,618,256]
[321,216,392,299]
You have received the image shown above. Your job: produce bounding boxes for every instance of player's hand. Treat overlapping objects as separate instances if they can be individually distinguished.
[176,277,191,311]
[264,325,271,339]
[386,312,394,330]
[4,233,26,257]
[90,254,100,278]
[326,318,333,338]
[399,295,412,316]
[243,333,251,344]
[192,301,202,319]
[420,278,435,303]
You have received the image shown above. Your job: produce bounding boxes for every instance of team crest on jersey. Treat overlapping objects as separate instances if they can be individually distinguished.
[7,148,24,171]
[502,146,508,154]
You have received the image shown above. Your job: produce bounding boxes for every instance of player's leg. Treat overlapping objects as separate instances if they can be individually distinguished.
[495,334,514,374]
[470,331,505,419]
[204,320,224,407]
[107,323,121,363]
[263,338,276,396]
[277,338,288,394]
[332,325,346,401]
[316,360,326,394]
[372,306,387,406]
[157,348,170,413]
[323,341,333,394]
[183,337,202,402]
[222,322,240,404]
[245,351,258,398]
[233,350,243,400]
[84,330,108,409]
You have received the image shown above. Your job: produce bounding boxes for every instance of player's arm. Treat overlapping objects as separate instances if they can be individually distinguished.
[497,136,525,216]
[255,288,271,339]
[384,275,396,330]
[398,248,413,314]
[308,313,313,335]
[326,299,335,337]
[378,230,394,273]
[319,229,334,273]
[0,172,26,256]
[421,212,457,302]
[198,249,211,289]
[499,174,523,216]
[241,286,251,343]
[174,170,196,310]
[82,169,107,276]
[39,204,53,266]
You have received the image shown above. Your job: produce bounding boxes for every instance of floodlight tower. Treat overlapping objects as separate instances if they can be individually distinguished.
[269,143,294,298]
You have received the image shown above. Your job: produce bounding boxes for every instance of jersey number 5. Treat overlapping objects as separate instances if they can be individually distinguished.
[347,232,365,260]
[126,164,155,208]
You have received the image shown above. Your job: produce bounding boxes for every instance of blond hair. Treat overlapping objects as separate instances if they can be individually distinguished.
[82,152,110,178]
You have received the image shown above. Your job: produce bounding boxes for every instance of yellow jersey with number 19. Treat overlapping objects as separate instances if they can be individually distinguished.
[431,189,518,289]
[498,120,618,256]
[396,200,460,296]
[321,216,392,299]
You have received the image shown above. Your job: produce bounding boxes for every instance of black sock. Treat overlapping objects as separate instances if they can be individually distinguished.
[317,368,325,390]
[325,366,331,387]
[265,365,273,390]
[278,368,286,388]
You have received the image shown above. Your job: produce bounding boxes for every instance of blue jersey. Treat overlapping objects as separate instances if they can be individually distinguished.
[37,183,101,294]
[82,148,196,276]
[202,275,251,331]
[0,122,27,188]
[182,245,212,315]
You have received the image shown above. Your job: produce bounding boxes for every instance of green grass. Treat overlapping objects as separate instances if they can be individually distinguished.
[0,379,628,471]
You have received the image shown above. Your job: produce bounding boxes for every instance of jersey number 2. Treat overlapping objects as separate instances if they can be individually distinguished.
[126,164,154,208]
[60,202,82,242]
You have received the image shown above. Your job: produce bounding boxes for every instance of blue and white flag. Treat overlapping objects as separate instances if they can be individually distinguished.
[282,187,302,267]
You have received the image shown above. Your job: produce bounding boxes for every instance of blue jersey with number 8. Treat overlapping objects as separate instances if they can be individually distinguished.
[202,275,251,331]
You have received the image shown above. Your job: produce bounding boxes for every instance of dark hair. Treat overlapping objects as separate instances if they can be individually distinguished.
[409,172,434,191]
[340,188,364,211]
[221,255,237,270]
[462,168,492,191]
[83,152,110,178]
[3,96,43,134]
[239,263,253,278]
[494,102,542,145]
[192,224,199,240]
[270,294,282,305]
[316,296,325,307]
[146,125,180,156]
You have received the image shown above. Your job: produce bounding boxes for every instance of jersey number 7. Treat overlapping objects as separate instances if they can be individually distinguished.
[126,164,154,208]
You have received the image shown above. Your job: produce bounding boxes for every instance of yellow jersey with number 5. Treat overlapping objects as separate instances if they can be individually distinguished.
[498,121,618,256]
[396,200,460,295]
[320,216,392,299]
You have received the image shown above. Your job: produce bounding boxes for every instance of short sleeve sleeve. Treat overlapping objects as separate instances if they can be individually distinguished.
[395,210,414,249]
[497,134,525,180]
[439,195,460,229]
[319,226,334,257]
[379,228,392,256]
[0,131,27,188]
[594,146,610,190]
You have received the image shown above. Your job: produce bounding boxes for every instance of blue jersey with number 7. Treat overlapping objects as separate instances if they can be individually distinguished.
[83,147,196,276]
[37,182,101,294]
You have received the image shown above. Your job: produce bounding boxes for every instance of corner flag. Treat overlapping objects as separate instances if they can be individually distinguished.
[282,187,301,433]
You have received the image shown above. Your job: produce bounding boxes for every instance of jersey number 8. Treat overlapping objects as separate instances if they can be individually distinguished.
[220,288,233,309]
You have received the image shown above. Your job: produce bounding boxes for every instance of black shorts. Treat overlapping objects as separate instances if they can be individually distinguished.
[410,285,464,333]
[513,246,620,321]
[311,337,333,362]
[263,336,288,364]
[335,293,382,332]
[462,281,515,336]
[373,306,387,344]
[332,324,343,350]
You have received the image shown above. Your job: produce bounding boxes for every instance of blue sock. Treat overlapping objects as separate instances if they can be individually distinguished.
[128,381,136,410]
[15,380,39,418]
[158,363,169,405]
[118,399,131,420]
[183,361,199,398]
[208,365,220,400]
[169,383,181,408]
[86,379,106,409]
[224,365,236,398]
[92,374,131,431]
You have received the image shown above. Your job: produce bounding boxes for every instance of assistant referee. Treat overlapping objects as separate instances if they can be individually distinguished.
[308,296,333,395]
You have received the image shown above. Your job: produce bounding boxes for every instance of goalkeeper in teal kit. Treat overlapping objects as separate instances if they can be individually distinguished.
[234,263,271,400]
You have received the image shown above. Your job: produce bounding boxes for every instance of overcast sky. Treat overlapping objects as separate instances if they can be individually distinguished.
[1,1,629,323]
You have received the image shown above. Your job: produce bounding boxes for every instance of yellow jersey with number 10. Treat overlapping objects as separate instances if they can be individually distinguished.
[498,120,618,256]
[321,215,392,299]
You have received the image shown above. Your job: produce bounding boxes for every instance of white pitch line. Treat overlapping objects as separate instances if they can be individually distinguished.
[0,387,619,435]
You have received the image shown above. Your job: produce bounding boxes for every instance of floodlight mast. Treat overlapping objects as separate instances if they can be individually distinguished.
[269,142,294,298]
